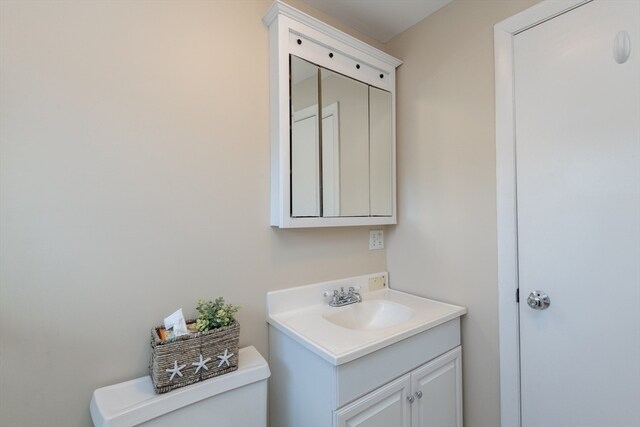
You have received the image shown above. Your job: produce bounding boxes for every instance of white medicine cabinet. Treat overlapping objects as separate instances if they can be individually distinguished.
[263,1,402,228]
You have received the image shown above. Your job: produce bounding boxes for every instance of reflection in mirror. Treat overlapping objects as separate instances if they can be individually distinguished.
[369,87,393,216]
[290,56,319,217]
[289,55,394,219]
[321,102,340,216]
[320,67,369,217]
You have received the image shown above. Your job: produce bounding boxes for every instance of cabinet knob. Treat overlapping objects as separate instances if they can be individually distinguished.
[415,390,423,399]
[407,395,415,403]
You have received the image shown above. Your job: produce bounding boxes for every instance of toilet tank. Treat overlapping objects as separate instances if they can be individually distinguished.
[90,346,270,427]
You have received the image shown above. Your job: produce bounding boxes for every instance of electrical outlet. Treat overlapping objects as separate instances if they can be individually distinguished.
[369,230,384,250]
[368,275,386,291]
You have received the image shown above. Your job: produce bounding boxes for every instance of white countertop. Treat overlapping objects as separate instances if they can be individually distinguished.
[266,272,467,365]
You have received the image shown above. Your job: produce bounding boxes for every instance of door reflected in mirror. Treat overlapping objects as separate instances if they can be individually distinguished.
[290,56,320,217]
[290,55,393,218]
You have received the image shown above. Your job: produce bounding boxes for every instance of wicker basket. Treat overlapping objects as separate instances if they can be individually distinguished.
[149,321,240,393]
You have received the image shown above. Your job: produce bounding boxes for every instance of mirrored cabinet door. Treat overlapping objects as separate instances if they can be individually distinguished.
[290,56,320,217]
[290,55,394,219]
[320,67,369,217]
[369,86,393,216]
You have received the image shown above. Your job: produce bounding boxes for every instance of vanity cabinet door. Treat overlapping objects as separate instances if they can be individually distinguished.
[411,347,463,427]
[334,374,411,427]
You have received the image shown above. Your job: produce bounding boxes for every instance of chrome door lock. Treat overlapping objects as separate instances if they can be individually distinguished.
[527,291,551,310]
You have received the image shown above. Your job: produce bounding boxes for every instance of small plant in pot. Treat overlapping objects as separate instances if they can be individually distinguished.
[195,297,241,332]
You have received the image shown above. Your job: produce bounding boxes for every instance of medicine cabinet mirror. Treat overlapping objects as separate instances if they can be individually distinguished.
[264,1,402,228]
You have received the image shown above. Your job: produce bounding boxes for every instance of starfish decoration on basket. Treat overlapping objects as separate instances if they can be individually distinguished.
[217,349,234,367]
[166,360,186,381]
[192,354,211,374]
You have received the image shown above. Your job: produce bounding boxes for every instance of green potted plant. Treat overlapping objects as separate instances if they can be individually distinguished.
[195,298,241,331]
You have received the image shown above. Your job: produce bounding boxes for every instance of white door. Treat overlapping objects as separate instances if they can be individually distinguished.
[514,1,640,426]
[334,374,411,427]
[411,347,462,427]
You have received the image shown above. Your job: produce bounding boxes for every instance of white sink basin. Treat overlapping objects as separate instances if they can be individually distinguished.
[323,300,415,331]
[266,272,467,365]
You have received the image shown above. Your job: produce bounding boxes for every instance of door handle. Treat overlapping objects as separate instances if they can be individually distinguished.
[527,291,551,310]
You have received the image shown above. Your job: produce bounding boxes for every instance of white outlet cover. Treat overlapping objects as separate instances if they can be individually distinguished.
[369,230,384,250]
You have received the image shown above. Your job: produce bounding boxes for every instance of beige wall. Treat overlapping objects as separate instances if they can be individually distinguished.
[384,1,539,426]
[0,2,386,426]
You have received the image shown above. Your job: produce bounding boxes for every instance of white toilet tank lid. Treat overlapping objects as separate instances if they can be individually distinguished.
[90,346,270,427]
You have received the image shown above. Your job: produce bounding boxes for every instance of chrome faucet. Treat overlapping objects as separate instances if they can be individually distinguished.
[325,286,361,307]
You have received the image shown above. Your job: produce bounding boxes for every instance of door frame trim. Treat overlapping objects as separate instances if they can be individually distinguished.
[494,1,591,426]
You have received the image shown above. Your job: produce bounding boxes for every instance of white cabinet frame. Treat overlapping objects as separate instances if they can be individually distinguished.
[268,317,462,427]
[262,1,402,228]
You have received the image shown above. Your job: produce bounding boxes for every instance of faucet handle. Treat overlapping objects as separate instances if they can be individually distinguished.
[323,289,342,299]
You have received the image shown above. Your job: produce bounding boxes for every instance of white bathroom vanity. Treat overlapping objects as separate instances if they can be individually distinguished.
[267,272,467,427]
